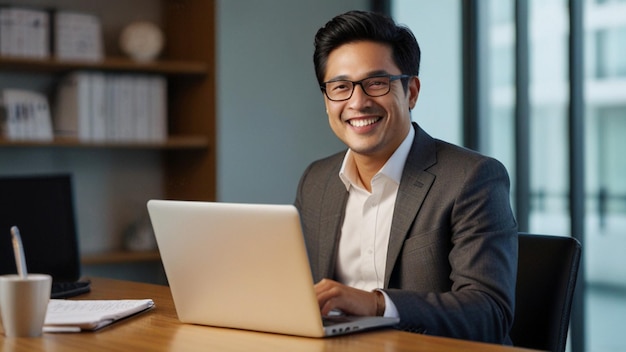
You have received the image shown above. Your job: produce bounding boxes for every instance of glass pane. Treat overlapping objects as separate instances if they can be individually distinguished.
[528,0,570,236]
[485,0,516,201]
[391,0,463,145]
[584,1,626,351]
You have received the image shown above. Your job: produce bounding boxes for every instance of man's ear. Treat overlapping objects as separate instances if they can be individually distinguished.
[408,76,420,110]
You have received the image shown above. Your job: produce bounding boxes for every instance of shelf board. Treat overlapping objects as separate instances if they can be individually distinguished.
[0,56,208,76]
[81,250,161,265]
[0,135,210,149]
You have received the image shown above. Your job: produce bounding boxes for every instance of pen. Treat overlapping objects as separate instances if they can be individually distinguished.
[10,226,28,279]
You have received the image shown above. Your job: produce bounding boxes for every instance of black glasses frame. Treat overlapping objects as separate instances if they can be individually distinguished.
[320,74,411,101]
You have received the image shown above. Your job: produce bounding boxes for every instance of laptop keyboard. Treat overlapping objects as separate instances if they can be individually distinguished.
[51,280,91,299]
[322,315,358,327]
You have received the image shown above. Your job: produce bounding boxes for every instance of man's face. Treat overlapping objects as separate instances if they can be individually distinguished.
[322,41,419,163]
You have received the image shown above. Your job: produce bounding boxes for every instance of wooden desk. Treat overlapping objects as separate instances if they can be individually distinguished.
[1,277,538,352]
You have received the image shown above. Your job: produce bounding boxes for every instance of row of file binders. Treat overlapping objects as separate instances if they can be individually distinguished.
[0,7,102,60]
[54,72,168,142]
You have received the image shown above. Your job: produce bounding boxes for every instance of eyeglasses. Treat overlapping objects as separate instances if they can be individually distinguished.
[320,74,411,101]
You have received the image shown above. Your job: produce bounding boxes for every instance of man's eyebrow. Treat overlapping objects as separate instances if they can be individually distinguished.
[325,75,350,83]
[364,70,390,77]
[325,70,391,83]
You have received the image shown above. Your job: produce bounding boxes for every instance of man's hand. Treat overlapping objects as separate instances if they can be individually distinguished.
[314,278,384,316]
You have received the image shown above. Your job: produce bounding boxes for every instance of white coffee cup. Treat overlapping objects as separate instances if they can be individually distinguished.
[0,274,51,337]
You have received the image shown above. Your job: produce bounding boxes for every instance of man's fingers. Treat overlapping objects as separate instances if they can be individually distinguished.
[314,279,378,316]
[315,279,341,314]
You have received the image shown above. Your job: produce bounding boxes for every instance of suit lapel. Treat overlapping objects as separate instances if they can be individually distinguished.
[317,163,348,281]
[384,123,437,287]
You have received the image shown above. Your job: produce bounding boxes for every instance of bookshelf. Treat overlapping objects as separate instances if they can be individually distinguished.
[0,0,215,267]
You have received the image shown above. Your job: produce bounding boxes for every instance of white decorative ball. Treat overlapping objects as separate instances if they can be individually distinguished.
[119,21,164,62]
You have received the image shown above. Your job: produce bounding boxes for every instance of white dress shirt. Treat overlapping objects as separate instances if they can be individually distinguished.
[336,126,415,317]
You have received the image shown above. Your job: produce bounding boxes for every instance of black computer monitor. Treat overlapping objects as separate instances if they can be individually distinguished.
[0,174,81,282]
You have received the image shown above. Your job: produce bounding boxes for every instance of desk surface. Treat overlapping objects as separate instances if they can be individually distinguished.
[1,277,538,352]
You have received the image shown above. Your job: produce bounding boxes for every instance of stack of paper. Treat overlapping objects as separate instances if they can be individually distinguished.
[54,71,167,142]
[44,299,154,332]
[0,89,53,141]
[54,11,103,61]
[0,7,50,58]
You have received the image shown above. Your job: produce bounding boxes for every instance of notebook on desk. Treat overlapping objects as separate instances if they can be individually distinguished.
[0,174,90,298]
[147,200,399,338]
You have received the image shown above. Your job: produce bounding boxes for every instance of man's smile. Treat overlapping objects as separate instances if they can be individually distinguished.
[347,116,382,127]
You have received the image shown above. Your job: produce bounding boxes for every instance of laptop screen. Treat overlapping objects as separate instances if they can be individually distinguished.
[0,174,80,282]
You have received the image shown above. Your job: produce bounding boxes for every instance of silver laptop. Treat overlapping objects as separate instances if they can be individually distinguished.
[147,200,399,337]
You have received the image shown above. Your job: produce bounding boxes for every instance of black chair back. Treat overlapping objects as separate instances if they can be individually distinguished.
[511,233,581,352]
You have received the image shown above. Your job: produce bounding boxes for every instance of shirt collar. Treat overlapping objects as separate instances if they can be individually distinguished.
[339,125,415,191]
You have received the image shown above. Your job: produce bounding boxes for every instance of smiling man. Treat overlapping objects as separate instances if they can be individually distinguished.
[294,10,518,344]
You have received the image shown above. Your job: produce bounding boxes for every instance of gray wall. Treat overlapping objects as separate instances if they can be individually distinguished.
[216,0,367,204]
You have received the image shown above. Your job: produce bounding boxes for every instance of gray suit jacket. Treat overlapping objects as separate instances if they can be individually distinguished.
[295,123,518,344]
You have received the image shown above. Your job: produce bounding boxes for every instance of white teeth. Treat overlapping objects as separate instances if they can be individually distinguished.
[349,118,379,127]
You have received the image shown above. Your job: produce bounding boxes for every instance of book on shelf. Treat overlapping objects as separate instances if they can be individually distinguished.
[54,71,168,142]
[0,88,53,141]
[148,75,167,141]
[54,71,92,140]
[90,73,107,141]
[44,299,154,332]
[0,6,50,58]
[53,11,103,61]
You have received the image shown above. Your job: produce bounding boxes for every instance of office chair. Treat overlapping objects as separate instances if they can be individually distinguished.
[510,233,582,352]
